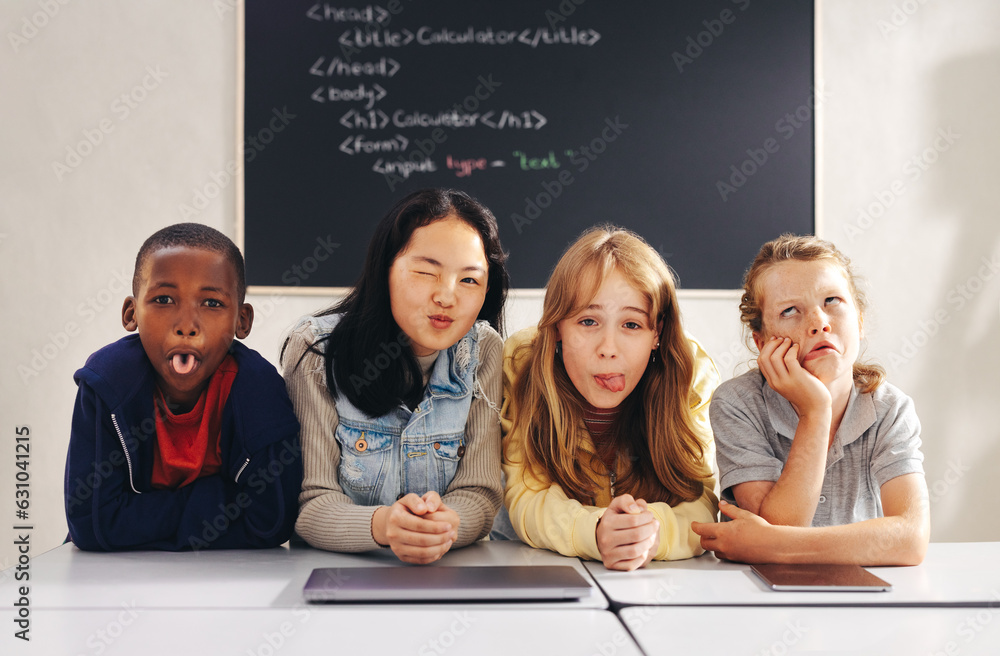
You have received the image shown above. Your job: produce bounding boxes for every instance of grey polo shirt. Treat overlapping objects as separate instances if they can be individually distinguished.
[711,369,924,527]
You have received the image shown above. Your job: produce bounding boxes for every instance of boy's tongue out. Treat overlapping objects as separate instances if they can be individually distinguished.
[594,374,625,392]
[172,353,198,375]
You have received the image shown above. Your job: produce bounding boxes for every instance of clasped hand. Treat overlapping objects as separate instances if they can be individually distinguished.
[596,494,660,571]
[373,491,459,564]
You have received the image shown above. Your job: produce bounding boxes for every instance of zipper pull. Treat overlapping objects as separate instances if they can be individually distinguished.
[235,457,251,483]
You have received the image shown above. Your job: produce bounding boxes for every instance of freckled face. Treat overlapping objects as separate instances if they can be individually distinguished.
[387,216,489,357]
[122,247,252,412]
[556,270,660,409]
[754,259,861,386]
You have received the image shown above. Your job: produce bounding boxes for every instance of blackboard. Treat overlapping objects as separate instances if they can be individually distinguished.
[243,0,814,290]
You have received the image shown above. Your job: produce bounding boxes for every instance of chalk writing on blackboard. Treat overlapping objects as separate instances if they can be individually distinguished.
[244,1,814,290]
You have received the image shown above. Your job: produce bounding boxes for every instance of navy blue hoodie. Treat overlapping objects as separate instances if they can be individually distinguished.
[65,334,301,551]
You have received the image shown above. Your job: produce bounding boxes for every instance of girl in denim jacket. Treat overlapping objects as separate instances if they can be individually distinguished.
[282,189,508,564]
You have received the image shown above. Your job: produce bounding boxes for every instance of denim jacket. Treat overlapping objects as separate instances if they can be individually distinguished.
[305,314,485,506]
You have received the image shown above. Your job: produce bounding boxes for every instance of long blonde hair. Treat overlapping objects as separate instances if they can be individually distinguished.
[507,226,709,505]
[739,233,885,393]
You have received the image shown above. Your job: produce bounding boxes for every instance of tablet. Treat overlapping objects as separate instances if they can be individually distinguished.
[750,563,892,592]
[303,565,594,603]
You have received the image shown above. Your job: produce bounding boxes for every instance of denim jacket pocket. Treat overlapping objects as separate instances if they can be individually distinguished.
[401,436,463,496]
[431,438,463,462]
[335,426,393,505]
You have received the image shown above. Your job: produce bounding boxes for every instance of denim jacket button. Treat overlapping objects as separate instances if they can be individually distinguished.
[355,438,368,452]
[457,445,466,458]
[433,442,441,450]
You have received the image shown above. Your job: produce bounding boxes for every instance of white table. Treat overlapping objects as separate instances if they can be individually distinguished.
[621,605,1000,655]
[8,541,999,655]
[2,607,641,656]
[2,540,608,610]
[584,542,1000,607]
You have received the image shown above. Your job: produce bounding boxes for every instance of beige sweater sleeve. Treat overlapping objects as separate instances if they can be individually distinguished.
[282,320,502,552]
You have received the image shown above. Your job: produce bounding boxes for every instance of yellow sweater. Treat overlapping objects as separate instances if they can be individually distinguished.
[501,327,720,562]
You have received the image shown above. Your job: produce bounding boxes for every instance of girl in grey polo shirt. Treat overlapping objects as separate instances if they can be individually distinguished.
[692,235,929,566]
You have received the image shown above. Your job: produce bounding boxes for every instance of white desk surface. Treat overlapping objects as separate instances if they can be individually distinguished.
[2,540,607,610]
[585,542,1000,607]
[3,608,640,656]
[621,605,1000,656]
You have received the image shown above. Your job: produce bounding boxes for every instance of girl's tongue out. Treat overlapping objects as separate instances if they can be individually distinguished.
[594,374,625,392]
[172,353,198,375]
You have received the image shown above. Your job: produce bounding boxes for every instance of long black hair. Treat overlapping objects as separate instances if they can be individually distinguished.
[304,189,508,417]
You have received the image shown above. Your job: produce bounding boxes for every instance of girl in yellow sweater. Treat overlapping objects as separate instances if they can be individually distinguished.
[502,226,720,571]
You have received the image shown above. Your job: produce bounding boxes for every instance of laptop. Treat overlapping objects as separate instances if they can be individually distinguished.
[303,565,594,603]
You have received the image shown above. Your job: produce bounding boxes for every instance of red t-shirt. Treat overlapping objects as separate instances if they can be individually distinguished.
[150,355,238,489]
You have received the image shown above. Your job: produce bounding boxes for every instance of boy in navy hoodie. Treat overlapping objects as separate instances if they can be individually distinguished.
[65,223,301,551]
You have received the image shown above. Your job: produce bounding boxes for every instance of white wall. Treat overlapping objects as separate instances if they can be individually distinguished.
[1,0,997,569]
[819,1,1000,542]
